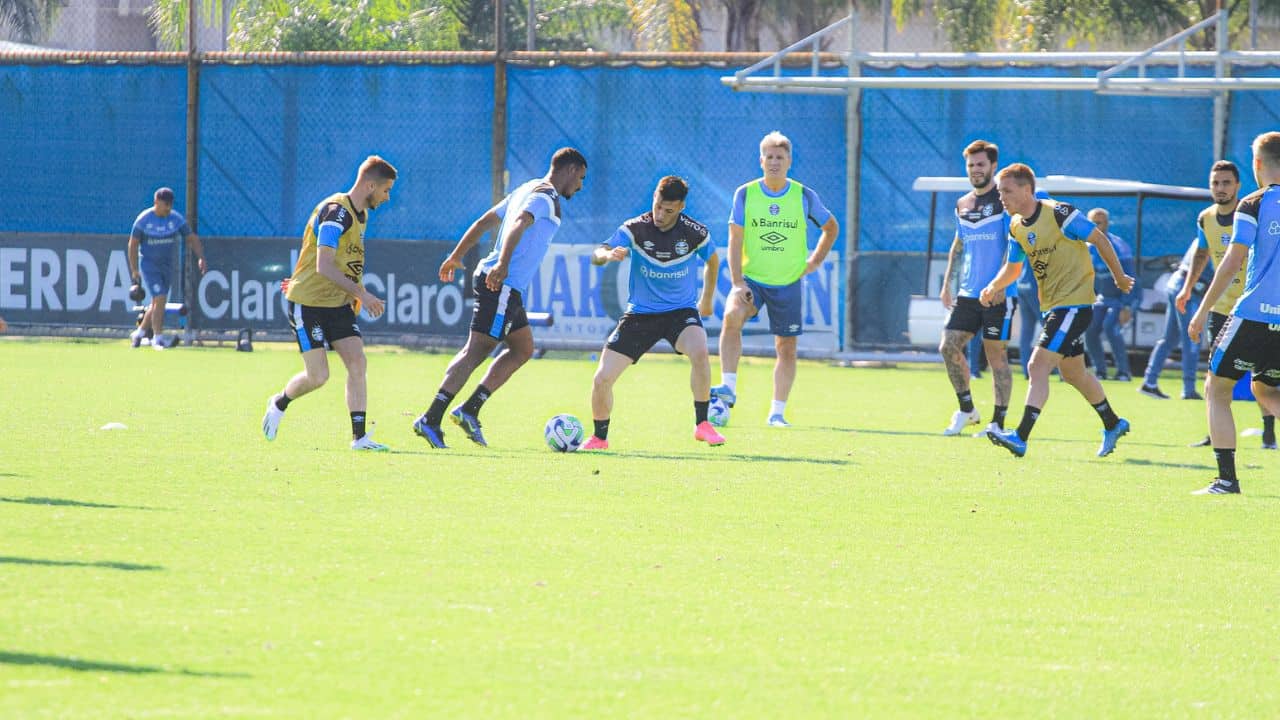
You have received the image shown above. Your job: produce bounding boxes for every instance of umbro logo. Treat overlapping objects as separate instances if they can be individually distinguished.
[760,231,787,245]
[685,317,697,324]
[788,324,800,332]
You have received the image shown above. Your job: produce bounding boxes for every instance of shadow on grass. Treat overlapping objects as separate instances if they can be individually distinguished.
[0,556,162,571]
[387,448,854,466]
[1117,458,1216,472]
[1,496,158,511]
[0,473,25,478]
[0,651,248,678]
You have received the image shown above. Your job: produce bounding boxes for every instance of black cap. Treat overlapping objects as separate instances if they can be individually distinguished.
[155,187,175,202]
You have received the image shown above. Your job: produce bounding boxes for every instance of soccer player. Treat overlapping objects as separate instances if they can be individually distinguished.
[412,148,588,448]
[937,140,1015,436]
[713,131,839,427]
[261,155,397,451]
[1137,238,1207,400]
[979,164,1135,458]
[1176,160,1277,450]
[1082,208,1139,381]
[127,187,208,350]
[579,176,725,450]
[1186,133,1280,494]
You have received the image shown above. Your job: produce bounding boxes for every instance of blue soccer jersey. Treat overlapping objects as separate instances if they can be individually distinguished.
[1229,184,1280,323]
[131,208,190,270]
[477,178,564,295]
[607,212,715,314]
[954,186,1010,298]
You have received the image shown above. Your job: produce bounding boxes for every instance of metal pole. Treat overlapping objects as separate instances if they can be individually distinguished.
[480,0,508,293]
[1132,194,1144,352]
[924,192,937,294]
[1250,0,1258,50]
[184,0,200,339]
[527,0,535,51]
[1212,9,1229,160]
[845,4,862,350]
[881,0,889,51]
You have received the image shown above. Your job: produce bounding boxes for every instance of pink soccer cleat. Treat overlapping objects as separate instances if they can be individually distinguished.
[694,421,726,446]
[580,436,609,451]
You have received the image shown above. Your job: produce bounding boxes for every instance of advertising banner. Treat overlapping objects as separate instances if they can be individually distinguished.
[1,234,843,350]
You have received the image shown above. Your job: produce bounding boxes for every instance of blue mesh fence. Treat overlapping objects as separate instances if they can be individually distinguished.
[0,64,187,234]
[2,59,1277,346]
[198,64,494,240]
[505,64,848,254]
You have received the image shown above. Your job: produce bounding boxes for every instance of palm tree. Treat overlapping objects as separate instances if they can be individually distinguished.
[0,0,57,44]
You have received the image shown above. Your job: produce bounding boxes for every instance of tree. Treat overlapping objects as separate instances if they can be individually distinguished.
[628,0,702,51]
[0,0,57,44]
[720,0,763,50]
[441,0,631,51]
[149,0,462,52]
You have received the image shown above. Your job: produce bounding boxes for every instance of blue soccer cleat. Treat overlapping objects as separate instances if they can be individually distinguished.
[766,414,790,428]
[711,384,737,408]
[449,407,488,447]
[987,427,1027,457]
[412,415,448,449]
[1097,417,1130,457]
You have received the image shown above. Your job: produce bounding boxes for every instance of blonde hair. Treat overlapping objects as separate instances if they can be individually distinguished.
[1252,131,1280,170]
[759,131,792,156]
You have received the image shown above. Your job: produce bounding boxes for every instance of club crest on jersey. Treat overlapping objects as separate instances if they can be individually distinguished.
[982,204,993,217]
[1027,231,1037,246]
[1220,233,1231,245]
[769,203,781,216]
[675,240,689,255]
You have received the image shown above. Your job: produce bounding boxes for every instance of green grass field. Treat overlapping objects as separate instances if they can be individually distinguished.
[2,338,1277,718]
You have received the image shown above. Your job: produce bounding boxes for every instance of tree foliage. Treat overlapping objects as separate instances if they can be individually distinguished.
[0,0,58,43]
[628,0,702,51]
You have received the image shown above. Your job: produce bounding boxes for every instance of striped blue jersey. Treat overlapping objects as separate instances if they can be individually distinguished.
[131,208,190,269]
[477,178,563,295]
[607,213,715,314]
[1229,184,1280,323]
[954,187,1010,297]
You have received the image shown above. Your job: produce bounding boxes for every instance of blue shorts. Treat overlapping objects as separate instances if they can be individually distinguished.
[141,267,171,298]
[744,276,803,337]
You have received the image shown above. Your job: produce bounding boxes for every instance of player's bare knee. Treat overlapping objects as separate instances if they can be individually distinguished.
[306,366,330,386]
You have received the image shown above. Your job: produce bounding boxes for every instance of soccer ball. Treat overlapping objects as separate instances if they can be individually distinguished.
[544,414,585,452]
[709,397,730,427]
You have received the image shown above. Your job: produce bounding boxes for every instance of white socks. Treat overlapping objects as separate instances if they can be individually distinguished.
[721,372,737,391]
[770,400,787,418]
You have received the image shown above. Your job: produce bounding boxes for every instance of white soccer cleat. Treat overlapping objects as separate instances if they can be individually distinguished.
[351,434,390,451]
[151,335,167,351]
[262,398,284,441]
[943,408,981,436]
[972,421,1002,438]
[129,327,145,348]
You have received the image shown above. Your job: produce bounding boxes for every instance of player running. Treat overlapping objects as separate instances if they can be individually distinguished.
[979,163,1135,458]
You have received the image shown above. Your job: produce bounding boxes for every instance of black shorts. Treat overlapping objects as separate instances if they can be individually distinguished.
[288,301,360,352]
[1208,311,1229,348]
[471,272,529,341]
[605,308,704,363]
[1209,316,1280,386]
[945,295,1018,341]
[1037,306,1093,358]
